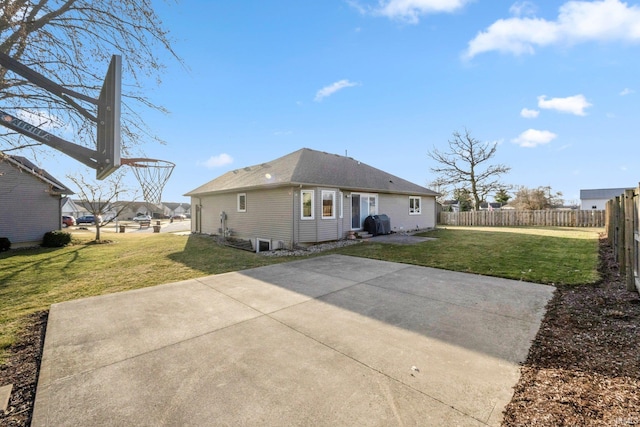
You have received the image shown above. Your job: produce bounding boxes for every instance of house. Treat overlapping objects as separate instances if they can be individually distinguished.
[580,188,632,210]
[185,148,439,250]
[479,202,503,211]
[0,153,73,247]
[61,197,83,218]
[163,202,191,218]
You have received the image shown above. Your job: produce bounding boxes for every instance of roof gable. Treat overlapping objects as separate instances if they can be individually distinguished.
[186,148,437,197]
[2,152,73,194]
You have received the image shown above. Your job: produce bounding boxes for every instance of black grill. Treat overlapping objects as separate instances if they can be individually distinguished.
[364,214,391,236]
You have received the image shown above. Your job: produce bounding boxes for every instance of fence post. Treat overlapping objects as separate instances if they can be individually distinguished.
[624,189,636,291]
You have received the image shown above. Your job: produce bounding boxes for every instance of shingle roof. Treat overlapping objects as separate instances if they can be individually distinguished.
[3,153,73,194]
[185,148,438,197]
[580,188,632,200]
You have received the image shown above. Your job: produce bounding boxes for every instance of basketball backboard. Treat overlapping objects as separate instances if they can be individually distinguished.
[96,55,122,179]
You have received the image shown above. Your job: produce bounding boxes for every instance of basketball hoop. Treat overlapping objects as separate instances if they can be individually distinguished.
[122,158,175,205]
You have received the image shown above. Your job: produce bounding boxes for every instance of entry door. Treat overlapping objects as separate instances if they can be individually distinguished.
[351,193,377,229]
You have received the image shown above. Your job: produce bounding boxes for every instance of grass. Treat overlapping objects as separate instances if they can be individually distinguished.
[0,230,290,362]
[0,226,603,363]
[333,226,602,285]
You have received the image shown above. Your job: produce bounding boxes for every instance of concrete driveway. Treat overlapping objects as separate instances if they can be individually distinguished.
[32,255,554,426]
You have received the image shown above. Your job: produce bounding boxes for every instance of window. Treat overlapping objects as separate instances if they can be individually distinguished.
[322,190,336,219]
[409,196,421,215]
[339,192,343,219]
[301,190,314,219]
[237,193,246,212]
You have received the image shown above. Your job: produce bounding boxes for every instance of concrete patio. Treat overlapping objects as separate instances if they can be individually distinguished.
[32,254,554,426]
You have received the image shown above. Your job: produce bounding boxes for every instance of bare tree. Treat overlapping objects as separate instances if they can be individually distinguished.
[511,186,564,210]
[428,129,511,210]
[67,171,136,242]
[0,1,181,156]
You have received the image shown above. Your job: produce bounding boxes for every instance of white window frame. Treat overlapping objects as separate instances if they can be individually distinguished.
[237,193,247,212]
[301,190,314,220]
[339,192,343,219]
[321,190,336,219]
[409,196,421,215]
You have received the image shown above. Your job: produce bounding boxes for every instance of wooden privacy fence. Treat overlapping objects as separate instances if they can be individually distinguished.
[439,210,605,227]
[605,186,639,293]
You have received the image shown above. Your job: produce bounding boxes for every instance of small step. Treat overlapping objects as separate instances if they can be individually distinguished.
[357,232,373,239]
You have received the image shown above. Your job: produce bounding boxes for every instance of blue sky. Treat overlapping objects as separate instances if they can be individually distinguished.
[43,0,640,204]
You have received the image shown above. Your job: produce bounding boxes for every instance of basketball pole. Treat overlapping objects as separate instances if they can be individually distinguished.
[0,52,120,179]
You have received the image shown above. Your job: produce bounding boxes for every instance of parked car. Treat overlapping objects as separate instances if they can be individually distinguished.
[76,215,96,225]
[62,215,76,227]
[133,215,152,222]
[171,214,186,221]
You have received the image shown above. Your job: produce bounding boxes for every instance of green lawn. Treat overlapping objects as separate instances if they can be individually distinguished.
[0,226,602,363]
[335,226,601,285]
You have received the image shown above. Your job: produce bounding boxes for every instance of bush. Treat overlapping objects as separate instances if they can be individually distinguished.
[0,237,10,251]
[42,230,72,248]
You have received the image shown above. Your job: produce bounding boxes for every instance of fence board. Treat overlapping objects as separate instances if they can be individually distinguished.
[604,185,640,293]
[439,210,605,228]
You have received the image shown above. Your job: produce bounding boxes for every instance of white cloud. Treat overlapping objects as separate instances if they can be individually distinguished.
[620,88,635,96]
[202,153,233,168]
[465,0,640,58]
[509,1,537,17]
[351,0,470,24]
[314,79,359,102]
[520,108,539,118]
[512,129,557,147]
[16,109,64,131]
[537,94,592,115]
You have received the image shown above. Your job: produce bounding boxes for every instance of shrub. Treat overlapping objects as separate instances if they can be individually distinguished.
[42,230,72,248]
[0,237,10,251]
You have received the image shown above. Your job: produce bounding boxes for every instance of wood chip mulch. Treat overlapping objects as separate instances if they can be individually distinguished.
[0,311,47,427]
[0,236,638,426]
[503,236,640,426]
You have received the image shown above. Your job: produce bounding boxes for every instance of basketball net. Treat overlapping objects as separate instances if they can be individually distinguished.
[123,158,175,205]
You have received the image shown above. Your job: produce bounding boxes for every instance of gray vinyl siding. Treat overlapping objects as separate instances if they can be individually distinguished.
[192,187,294,248]
[378,194,436,231]
[0,161,62,245]
[295,187,341,244]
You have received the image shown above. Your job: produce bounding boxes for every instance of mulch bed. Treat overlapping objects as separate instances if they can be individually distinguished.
[0,236,638,426]
[503,236,640,426]
[0,311,47,426]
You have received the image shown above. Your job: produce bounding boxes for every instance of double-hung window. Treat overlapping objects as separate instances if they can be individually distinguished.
[322,190,336,219]
[409,196,421,215]
[237,193,246,212]
[301,190,314,219]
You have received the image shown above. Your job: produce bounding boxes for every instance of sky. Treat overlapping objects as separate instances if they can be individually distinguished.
[25,0,640,205]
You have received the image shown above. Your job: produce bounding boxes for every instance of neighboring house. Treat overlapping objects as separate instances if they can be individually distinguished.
[0,153,73,247]
[441,200,460,213]
[163,202,191,218]
[74,199,117,221]
[479,202,503,211]
[61,197,83,218]
[185,148,439,250]
[580,188,632,210]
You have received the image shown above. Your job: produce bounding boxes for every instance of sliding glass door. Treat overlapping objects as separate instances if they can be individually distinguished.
[351,193,377,229]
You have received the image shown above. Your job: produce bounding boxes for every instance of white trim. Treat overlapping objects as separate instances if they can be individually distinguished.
[409,196,421,215]
[301,189,314,220]
[339,192,343,219]
[321,190,336,219]
[237,193,246,212]
[350,192,378,230]
[256,238,271,253]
